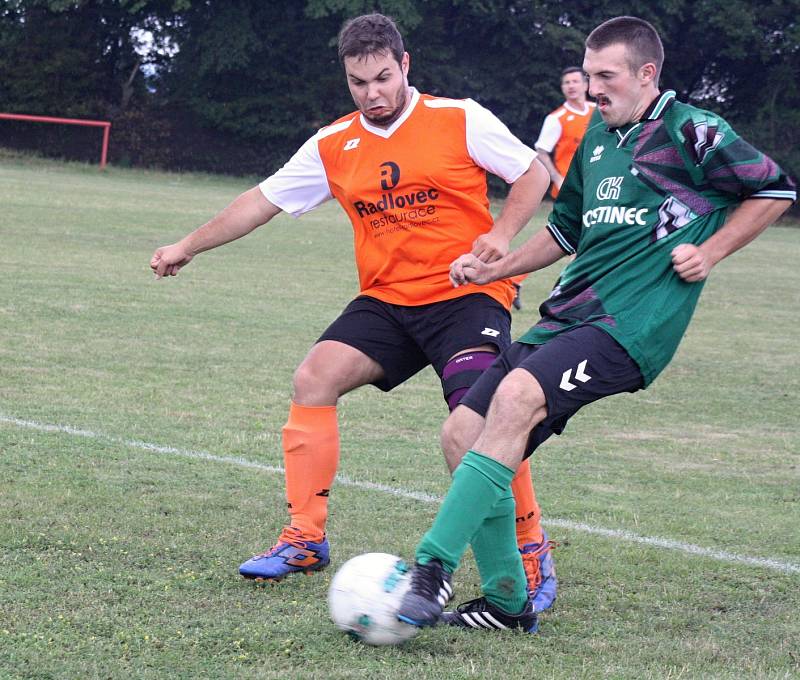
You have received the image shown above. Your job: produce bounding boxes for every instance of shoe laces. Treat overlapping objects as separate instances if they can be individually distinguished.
[255,527,317,558]
[409,560,448,598]
[454,596,490,614]
[520,538,556,588]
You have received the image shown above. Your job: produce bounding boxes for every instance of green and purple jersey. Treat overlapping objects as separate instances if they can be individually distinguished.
[520,90,796,385]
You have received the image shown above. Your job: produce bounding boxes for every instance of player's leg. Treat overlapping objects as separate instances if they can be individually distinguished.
[417,293,547,549]
[401,327,642,630]
[239,340,383,581]
[240,297,426,582]
[440,342,554,611]
[398,342,547,626]
[421,293,553,606]
[281,339,384,537]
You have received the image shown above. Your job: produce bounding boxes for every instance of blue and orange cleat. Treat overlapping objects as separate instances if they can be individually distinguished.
[239,528,330,582]
[520,531,557,612]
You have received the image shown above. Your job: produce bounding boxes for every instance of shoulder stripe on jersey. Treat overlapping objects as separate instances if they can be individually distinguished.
[750,190,797,200]
[648,90,676,120]
[424,98,467,110]
[552,108,568,119]
[547,222,576,254]
[316,117,355,140]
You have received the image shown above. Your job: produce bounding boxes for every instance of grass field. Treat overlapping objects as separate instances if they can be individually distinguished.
[1,151,799,679]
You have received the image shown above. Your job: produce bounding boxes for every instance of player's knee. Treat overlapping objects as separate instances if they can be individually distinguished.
[440,350,497,412]
[440,405,485,472]
[292,358,336,403]
[440,412,467,470]
[490,369,547,424]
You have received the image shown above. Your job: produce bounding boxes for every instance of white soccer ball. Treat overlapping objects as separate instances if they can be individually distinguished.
[328,552,419,646]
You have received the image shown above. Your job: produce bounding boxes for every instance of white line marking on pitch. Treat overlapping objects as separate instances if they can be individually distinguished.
[2,413,799,576]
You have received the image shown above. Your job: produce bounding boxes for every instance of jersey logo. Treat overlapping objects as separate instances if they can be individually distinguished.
[583,206,648,229]
[343,138,360,150]
[481,327,500,338]
[596,176,624,201]
[590,145,604,163]
[653,196,698,242]
[379,161,400,190]
[560,360,592,391]
[690,121,724,164]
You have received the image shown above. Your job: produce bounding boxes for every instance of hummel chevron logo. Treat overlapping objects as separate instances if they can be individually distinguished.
[560,359,591,391]
[343,137,360,150]
[481,327,500,337]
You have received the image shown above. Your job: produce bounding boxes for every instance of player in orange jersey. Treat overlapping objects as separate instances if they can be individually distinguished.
[150,13,556,611]
[535,66,596,199]
[511,67,595,310]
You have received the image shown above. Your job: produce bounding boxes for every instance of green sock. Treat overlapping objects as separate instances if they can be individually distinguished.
[415,450,515,573]
[470,490,529,614]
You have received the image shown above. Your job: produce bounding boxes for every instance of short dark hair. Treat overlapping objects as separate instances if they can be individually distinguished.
[586,16,664,81]
[337,13,404,65]
[560,66,585,81]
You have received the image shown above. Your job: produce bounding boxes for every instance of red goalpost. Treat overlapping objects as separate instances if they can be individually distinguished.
[0,112,111,168]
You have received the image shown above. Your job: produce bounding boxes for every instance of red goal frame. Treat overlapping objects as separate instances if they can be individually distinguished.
[0,112,111,168]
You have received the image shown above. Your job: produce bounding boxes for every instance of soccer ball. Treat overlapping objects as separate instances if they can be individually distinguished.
[328,552,419,646]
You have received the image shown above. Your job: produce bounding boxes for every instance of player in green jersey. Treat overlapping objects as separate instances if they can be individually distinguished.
[395,15,796,634]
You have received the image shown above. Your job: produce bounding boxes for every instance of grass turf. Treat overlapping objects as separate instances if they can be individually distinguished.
[1,152,798,679]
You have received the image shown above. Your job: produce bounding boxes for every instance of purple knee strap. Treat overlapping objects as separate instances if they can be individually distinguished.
[441,351,497,411]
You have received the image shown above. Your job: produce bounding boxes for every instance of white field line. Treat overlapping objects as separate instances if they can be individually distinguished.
[3,413,799,576]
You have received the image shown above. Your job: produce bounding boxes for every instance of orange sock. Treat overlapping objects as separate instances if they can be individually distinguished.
[510,458,544,547]
[280,401,339,543]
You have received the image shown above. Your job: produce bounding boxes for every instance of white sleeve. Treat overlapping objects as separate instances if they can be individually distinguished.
[463,99,536,184]
[534,114,562,153]
[258,133,333,218]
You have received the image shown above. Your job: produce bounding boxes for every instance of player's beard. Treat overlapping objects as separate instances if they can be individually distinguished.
[363,86,408,127]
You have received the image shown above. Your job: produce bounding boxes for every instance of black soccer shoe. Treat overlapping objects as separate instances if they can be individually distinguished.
[441,596,539,633]
[396,559,454,627]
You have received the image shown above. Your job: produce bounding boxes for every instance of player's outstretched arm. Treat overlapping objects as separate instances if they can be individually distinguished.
[452,227,566,287]
[150,187,281,279]
[671,198,792,282]
[471,159,550,263]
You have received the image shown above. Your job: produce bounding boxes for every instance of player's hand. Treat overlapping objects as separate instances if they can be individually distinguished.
[671,243,712,282]
[471,232,509,263]
[450,254,492,287]
[150,242,194,279]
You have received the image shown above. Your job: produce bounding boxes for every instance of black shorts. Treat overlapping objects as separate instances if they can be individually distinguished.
[318,294,512,391]
[461,325,643,459]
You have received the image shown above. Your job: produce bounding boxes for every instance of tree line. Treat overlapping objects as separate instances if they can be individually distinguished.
[1,0,798,184]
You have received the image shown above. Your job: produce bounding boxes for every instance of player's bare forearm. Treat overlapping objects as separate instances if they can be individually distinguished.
[491,159,550,239]
[671,198,792,282]
[150,187,280,278]
[452,228,566,286]
[182,187,280,256]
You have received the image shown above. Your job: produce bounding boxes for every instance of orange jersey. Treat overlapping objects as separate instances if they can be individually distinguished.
[535,101,596,198]
[260,89,535,308]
